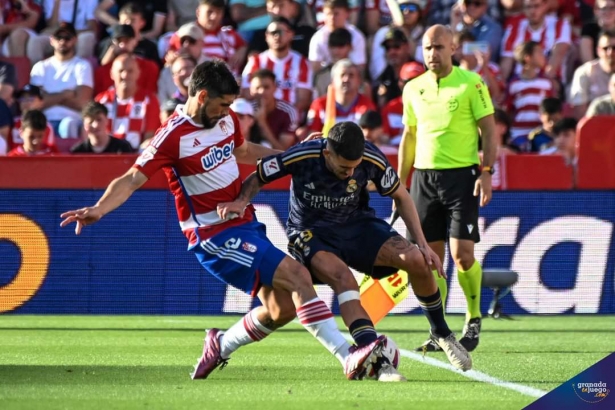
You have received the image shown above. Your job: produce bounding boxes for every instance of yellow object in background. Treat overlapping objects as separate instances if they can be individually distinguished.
[359,271,409,324]
[322,85,336,137]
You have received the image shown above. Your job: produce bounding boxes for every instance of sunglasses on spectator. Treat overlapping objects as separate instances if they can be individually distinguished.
[399,3,419,13]
[464,0,486,7]
[180,36,197,45]
[54,35,74,41]
[384,42,403,51]
[266,29,287,37]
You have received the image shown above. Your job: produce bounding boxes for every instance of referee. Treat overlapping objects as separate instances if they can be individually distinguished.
[397,25,496,353]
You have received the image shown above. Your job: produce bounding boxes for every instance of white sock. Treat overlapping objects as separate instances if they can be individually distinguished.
[219,308,273,359]
[296,297,351,366]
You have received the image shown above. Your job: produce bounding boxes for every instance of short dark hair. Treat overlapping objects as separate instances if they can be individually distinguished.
[199,0,225,9]
[514,40,541,64]
[598,30,615,44]
[189,60,240,98]
[553,117,578,135]
[82,101,109,119]
[119,2,145,17]
[269,16,294,31]
[455,30,476,44]
[21,109,47,131]
[173,53,198,68]
[323,0,349,10]
[539,97,563,115]
[250,68,277,83]
[359,110,382,130]
[327,122,365,160]
[328,28,352,47]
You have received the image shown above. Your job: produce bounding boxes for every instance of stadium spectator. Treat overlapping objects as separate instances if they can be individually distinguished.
[166,0,200,30]
[489,109,517,191]
[247,0,316,58]
[454,31,504,106]
[0,98,11,154]
[358,110,395,153]
[96,0,167,41]
[507,41,554,149]
[305,59,375,133]
[500,0,572,82]
[307,0,359,28]
[158,54,197,105]
[450,0,503,62]
[7,109,57,156]
[241,17,312,114]
[71,102,134,154]
[229,98,258,143]
[30,23,93,138]
[10,84,56,152]
[308,0,366,72]
[313,28,372,98]
[526,97,562,152]
[381,61,425,145]
[29,0,98,60]
[569,30,615,118]
[370,0,426,81]
[247,69,299,149]
[97,3,161,66]
[229,0,271,42]
[430,0,502,26]
[580,0,615,63]
[364,0,425,35]
[94,25,160,95]
[0,0,42,61]
[95,53,161,150]
[372,27,415,108]
[0,60,17,106]
[160,98,180,123]
[540,117,578,166]
[586,72,615,115]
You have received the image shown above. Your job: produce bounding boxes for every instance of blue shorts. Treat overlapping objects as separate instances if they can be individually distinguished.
[287,216,399,281]
[194,221,286,297]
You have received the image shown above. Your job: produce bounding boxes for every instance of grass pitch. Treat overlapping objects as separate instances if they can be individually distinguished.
[0,315,613,410]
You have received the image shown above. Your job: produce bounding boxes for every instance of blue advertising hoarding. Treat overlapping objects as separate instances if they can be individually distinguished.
[1,190,614,315]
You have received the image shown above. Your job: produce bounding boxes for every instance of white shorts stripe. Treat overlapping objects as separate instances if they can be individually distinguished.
[202,241,255,265]
[201,242,253,267]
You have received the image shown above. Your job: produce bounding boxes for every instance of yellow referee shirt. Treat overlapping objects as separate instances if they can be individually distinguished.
[402,66,494,170]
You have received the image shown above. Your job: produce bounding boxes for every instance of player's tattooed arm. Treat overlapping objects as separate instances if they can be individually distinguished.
[237,172,266,205]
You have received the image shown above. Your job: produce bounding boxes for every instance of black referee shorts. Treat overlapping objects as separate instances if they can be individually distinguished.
[409,165,481,243]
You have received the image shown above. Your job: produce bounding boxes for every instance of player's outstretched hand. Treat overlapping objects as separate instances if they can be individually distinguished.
[473,173,492,207]
[301,132,323,143]
[417,243,446,279]
[60,207,103,235]
[217,201,245,221]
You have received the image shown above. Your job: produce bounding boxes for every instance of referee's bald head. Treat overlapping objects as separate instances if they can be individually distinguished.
[422,24,455,76]
[423,24,453,45]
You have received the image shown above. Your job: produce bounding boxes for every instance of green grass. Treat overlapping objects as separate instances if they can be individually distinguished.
[0,315,613,410]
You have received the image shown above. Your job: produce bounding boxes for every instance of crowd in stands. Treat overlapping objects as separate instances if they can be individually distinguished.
[0,0,612,182]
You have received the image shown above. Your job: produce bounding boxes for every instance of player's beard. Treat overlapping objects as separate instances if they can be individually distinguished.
[199,101,222,129]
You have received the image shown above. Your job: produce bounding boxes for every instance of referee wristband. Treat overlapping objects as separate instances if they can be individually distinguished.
[482,166,494,175]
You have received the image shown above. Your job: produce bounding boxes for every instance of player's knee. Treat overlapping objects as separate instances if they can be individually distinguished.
[402,250,431,278]
[327,269,359,294]
[270,307,297,325]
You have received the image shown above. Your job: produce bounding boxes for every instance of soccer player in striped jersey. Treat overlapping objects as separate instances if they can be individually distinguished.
[218,122,473,380]
[59,60,385,381]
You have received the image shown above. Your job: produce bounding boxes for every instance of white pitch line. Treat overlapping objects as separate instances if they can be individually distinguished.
[341,332,547,398]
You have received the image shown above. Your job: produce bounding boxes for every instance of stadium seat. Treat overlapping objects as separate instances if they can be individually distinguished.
[503,154,574,190]
[576,116,615,189]
[0,56,31,89]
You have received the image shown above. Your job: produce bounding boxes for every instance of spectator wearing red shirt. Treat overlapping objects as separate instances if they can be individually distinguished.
[306,59,375,133]
[0,0,41,61]
[94,25,160,95]
[10,84,56,152]
[95,53,161,150]
[248,68,299,149]
[8,110,58,156]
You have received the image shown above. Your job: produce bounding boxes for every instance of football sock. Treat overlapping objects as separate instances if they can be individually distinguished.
[348,318,378,346]
[219,308,273,359]
[433,269,448,311]
[458,260,483,322]
[416,289,452,337]
[297,298,350,366]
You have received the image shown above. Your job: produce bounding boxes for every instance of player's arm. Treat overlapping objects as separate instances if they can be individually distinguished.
[60,168,148,234]
[233,140,282,165]
[397,125,417,187]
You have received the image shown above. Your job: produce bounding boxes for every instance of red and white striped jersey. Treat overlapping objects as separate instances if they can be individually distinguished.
[381,97,403,140]
[241,50,312,105]
[507,76,554,138]
[306,93,376,132]
[10,119,56,150]
[134,106,255,247]
[96,88,161,150]
[365,0,392,26]
[307,0,359,27]
[202,26,246,62]
[501,15,571,58]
